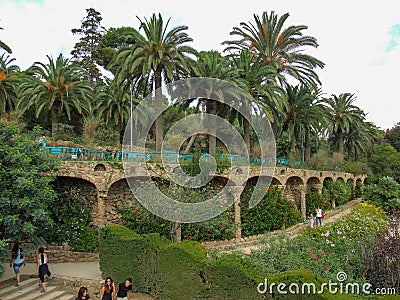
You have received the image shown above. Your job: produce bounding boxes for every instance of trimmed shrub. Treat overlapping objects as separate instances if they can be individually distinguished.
[99,225,269,299]
[241,186,302,236]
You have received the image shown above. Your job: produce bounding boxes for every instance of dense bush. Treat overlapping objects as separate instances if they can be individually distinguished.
[43,185,99,251]
[365,214,400,292]
[306,189,332,217]
[363,177,400,212]
[250,203,387,286]
[321,179,353,208]
[99,225,268,299]
[241,186,302,236]
[115,181,236,242]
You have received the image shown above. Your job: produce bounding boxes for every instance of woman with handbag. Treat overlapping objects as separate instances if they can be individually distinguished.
[37,246,51,293]
[10,242,25,286]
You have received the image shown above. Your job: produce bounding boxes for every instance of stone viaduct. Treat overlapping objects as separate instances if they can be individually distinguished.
[53,161,366,239]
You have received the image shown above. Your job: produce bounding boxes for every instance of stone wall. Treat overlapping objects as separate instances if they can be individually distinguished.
[24,244,98,263]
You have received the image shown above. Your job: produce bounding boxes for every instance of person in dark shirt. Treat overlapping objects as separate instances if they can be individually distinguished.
[75,286,90,300]
[115,278,132,300]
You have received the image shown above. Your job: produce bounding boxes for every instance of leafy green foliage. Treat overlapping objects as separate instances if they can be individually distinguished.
[241,186,302,236]
[365,214,400,292]
[385,122,400,152]
[363,177,400,212]
[115,182,236,242]
[71,7,105,83]
[99,225,266,299]
[0,122,57,242]
[42,185,98,251]
[306,189,332,217]
[368,143,400,182]
[250,203,386,285]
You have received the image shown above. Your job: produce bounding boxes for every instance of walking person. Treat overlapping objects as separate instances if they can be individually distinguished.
[75,286,90,300]
[114,278,132,300]
[99,277,115,300]
[316,206,323,226]
[309,213,314,228]
[10,242,25,286]
[37,247,51,293]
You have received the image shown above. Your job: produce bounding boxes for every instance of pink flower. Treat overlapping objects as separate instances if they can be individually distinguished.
[337,231,342,235]
[326,239,330,244]
[330,243,335,247]
[351,249,355,253]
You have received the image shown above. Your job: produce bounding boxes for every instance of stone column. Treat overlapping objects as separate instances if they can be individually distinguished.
[317,183,323,195]
[94,190,108,227]
[300,186,306,219]
[234,195,242,241]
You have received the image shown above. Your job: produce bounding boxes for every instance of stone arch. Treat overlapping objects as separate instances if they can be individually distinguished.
[284,176,304,212]
[306,177,321,193]
[336,177,345,183]
[323,177,334,188]
[52,176,99,224]
[355,178,363,197]
[94,163,106,172]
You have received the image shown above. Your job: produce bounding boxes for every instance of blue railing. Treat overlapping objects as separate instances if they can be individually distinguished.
[44,145,299,166]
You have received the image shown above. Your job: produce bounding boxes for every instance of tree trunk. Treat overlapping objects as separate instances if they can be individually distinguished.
[51,105,60,137]
[289,126,296,165]
[115,123,121,146]
[170,222,181,243]
[207,99,217,155]
[347,142,352,161]
[184,134,197,154]
[155,68,163,157]
[243,100,251,153]
[338,130,344,156]
[304,127,311,163]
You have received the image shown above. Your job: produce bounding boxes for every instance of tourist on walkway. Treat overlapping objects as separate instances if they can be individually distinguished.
[37,246,51,293]
[100,276,115,300]
[76,286,90,300]
[316,206,323,226]
[10,242,25,286]
[114,278,132,300]
[309,213,314,228]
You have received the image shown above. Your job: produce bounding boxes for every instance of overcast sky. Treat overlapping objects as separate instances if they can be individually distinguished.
[1,0,400,130]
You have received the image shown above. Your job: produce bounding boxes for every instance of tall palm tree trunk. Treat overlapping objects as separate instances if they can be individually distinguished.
[155,68,163,156]
[289,126,296,165]
[304,127,311,163]
[51,104,60,137]
[242,100,250,152]
[338,130,344,156]
[207,99,217,155]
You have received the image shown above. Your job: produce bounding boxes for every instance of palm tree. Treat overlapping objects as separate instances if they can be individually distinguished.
[282,85,316,164]
[229,49,285,150]
[111,13,197,155]
[181,50,236,155]
[344,120,379,161]
[301,88,326,163]
[0,53,19,116]
[323,93,364,156]
[223,11,325,88]
[17,54,91,136]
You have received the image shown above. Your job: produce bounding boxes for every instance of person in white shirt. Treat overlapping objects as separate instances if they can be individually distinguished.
[316,207,323,226]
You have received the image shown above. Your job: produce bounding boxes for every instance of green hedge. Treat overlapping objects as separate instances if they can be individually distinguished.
[99,225,400,299]
[99,225,266,299]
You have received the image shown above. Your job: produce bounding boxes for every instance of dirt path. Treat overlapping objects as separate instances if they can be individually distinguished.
[203,198,363,255]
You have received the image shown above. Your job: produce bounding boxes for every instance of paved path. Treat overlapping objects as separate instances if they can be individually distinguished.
[2,262,102,281]
[203,198,363,254]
